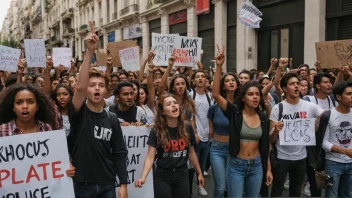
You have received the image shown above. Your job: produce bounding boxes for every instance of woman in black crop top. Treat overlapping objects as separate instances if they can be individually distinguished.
[212,45,272,198]
[134,93,204,198]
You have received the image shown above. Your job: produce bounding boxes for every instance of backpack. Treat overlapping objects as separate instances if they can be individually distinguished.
[303,95,336,109]
[192,88,212,106]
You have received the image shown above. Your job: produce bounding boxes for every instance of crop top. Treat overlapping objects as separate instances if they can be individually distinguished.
[240,120,262,142]
[207,104,230,136]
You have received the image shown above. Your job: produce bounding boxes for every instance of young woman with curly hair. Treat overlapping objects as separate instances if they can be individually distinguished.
[135,93,204,198]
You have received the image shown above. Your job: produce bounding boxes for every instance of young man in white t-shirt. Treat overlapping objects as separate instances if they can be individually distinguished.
[322,81,352,198]
[269,73,324,197]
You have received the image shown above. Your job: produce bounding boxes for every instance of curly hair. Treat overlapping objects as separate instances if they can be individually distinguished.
[51,84,74,111]
[220,73,240,101]
[0,84,57,128]
[235,81,266,112]
[154,93,190,148]
[169,74,195,117]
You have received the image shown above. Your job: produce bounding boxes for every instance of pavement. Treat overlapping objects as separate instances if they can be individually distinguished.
[191,170,314,198]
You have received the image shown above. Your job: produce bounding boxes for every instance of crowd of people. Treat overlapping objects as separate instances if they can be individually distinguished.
[1,22,352,198]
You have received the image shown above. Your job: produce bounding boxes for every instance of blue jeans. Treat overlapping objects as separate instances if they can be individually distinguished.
[210,140,228,197]
[226,155,263,198]
[73,181,116,198]
[195,141,210,175]
[325,159,352,198]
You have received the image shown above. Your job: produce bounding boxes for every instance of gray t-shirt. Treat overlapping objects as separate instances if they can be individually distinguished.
[270,99,324,160]
[323,108,352,163]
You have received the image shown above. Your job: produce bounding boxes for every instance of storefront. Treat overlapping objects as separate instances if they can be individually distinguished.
[169,9,187,36]
[227,0,237,72]
[123,23,143,47]
[255,0,304,70]
[198,3,214,69]
[149,18,161,46]
[326,0,352,40]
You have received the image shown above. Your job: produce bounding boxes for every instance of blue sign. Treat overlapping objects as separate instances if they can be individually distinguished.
[108,32,115,43]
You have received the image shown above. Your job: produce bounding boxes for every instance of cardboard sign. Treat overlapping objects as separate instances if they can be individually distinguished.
[0,45,21,72]
[96,53,108,66]
[24,39,46,67]
[152,33,178,66]
[0,130,75,198]
[174,36,202,67]
[315,40,352,68]
[119,47,140,71]
[52,48,71,68]
[117,127,154,198]
[279,118,316,146]
[107,40,138,67]
[239,2,263,28]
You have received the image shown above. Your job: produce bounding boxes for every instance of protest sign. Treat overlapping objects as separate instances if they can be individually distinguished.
[174,36,202,67]
[119,47,140,71]
[116,126,153,198]
[315,40,352,68]
[152,33,179,66]
[52,48,71,68]
[107,40,138,67]
[279,118,316,146]
[93,66,107,73]
[96,52,108,66]
[0,130,74,198]
[24,39,46,67]
[0,45,21,72]
[239,2,262,28]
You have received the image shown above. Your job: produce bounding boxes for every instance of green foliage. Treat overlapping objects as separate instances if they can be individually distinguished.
[0,37,21,48]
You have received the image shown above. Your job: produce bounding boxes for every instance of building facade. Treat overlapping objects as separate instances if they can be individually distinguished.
[1,0,352,72]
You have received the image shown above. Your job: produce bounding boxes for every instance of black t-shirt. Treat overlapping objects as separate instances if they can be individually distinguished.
[68,102,128,184]
[147,125,196,169]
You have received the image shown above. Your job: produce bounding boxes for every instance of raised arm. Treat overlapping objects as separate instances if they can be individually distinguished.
[158,50,175,97]
[43,58,53,95]
[266,58,277,76]
[72,21,98,112]
[212,44,227,112]
[16,59,25,84]
[146,52,156,111]
[139,56,149,83]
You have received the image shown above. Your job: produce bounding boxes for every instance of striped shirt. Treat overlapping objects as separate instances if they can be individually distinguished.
[0,120,52,137]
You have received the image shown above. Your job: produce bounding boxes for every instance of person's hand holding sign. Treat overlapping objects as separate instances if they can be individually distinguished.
[168,50,176,67]
[66,162,75,177]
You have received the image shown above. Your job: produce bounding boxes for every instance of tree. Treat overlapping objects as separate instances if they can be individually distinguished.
[1,37,21,48]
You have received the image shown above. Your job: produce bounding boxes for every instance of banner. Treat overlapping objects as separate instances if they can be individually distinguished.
[107,40,138,67]
[152,33,178,66]
[24,39,46,67]
[117,126,154,198]
[279,118,316,146]
[239,2,263,28]
[315,40,352,68]
[119,47,140,71]
[52,48,71,68]
[0,130,74,198]
[0,45,21,72]
[196,0,210,15]
[174,36,202,67]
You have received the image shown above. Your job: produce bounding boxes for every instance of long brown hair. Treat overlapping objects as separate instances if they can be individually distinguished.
[169,74,195,117]
[154,93,190,148]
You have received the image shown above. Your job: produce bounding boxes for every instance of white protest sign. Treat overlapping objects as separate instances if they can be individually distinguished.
[239,2,263,28]
[174,36,202,67]
[279,118,316,146]
[119,47,140,71]
[0,45,21,72]
[117,126,154,198]
[151,33,179,66]
[0,130,74,198]
[52,48,72,68]
[24,39,46,67]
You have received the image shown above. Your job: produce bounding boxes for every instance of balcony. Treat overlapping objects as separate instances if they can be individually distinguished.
[112,12,118,20]
[79,24,88,31]
[51,36,56,42]
[51,35,62,45]
[61,8,74,21]
[63,28,75,38]
[51,20,59,29]
[31,6,42,23]
[119,4,139,18]
[78,0,89,7]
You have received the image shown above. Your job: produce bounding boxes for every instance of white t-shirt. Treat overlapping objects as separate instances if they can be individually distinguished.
[188,89,213,142]
[62,114,70,137]
[142,105,155,125]
[323,108,352,163]
[270,99,324,160]
[303,95,338,110]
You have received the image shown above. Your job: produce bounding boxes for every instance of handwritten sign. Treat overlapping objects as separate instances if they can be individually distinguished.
[0,130,74,198]
[239,2,263,28]
[152,33,179,66]
[24,39,46,67]
[107,40,138,67]
[119,47,140,71]
[0,45,21,72]
[174,36,202,67]
[315,40,352,68]
[116,127,154,198]
[279,118,316,146]
[52,48,71,68]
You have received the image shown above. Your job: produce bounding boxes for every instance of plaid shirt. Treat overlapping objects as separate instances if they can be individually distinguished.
[0,120,52,137]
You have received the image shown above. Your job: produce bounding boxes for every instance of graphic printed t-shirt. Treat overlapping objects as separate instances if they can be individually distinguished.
[270,99,324,160]
[147,126,196,169]
[62,114,70,137]
[323,108,352,163]
[69,102,127,184]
